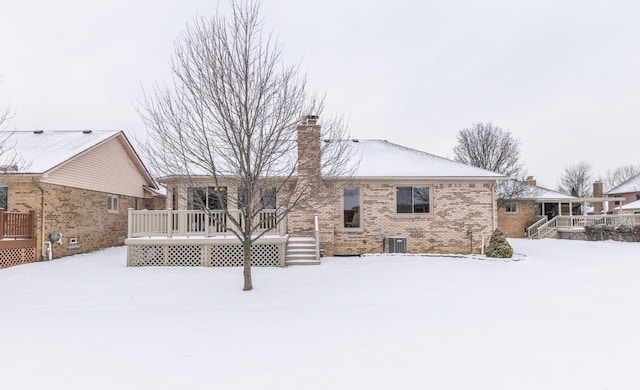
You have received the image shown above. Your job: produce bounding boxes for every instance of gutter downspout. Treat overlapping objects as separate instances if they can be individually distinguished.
[32,178,46,260]
[492,182,497,231]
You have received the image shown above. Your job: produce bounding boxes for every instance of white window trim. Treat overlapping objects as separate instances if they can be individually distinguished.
[107,194,119,214]
[505,203,518,214]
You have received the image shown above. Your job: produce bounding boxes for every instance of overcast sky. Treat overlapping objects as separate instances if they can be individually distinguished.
[1,0,639,188]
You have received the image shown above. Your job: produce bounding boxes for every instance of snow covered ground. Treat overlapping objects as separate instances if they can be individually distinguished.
[1,239,639,389]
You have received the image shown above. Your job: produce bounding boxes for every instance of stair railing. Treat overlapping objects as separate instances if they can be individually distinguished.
[314,215,320,260]
[526,216,548,238]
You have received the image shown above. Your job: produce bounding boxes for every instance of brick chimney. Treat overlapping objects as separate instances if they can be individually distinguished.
[593,181,604,214]
[297,115,321,182]
[525,176,536,186]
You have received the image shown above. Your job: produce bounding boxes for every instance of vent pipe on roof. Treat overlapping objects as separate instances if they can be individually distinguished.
[83,130,92,134]
[34,130,44,134]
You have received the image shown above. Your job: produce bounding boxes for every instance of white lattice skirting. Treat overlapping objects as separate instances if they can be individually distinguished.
[125,237,286,267]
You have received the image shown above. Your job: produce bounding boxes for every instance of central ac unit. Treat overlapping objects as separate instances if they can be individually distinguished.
[388,236,407,253]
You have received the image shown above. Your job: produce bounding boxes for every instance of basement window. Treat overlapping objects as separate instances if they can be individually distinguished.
[68,237,80,249]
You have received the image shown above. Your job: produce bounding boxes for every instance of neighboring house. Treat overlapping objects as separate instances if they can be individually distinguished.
[502,178,631,240]
[618,199,640,214]
[497,177,579,238]
[126,118,508,266]
[606,173,640,213]
[0,130,162,267]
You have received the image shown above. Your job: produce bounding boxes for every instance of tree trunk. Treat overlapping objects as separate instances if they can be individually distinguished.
[242,239,253,291]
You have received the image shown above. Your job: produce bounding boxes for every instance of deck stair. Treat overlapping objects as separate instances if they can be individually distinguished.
[285,237,320,266]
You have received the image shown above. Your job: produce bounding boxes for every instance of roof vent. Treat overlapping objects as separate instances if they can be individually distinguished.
[33,130,44,134]
[83,130,92,134]
[352,139,359,142]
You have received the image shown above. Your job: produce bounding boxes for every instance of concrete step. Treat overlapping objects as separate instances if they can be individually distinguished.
[285,236,319,266]
[285,259,321,266]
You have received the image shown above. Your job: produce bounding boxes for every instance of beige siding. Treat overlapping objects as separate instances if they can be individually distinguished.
[42,136,149,198]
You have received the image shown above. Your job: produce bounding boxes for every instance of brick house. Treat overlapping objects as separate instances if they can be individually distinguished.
[606,174,640,213]
[127,118,508,266]
[497,177,579,238]
[0,130,162,263]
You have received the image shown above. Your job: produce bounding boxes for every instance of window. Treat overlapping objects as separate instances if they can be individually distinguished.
[68,237,80,249]
[261,187,277,209]
[396,186,430,214]
[505,203,518,213]
[107,194,119,213]
[636,194,640,201]
[237,186,276,210]
[187,187,227,210]
[0,186,7,210]
[172,188,179,210]
[343,186,361,228]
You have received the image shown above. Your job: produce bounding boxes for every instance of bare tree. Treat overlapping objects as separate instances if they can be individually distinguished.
[558,161,593,197]
[138,0,352,291]
[453,122,529,206]
[0,80,20,173]
[454,122,523,177]
[604,164,640,192]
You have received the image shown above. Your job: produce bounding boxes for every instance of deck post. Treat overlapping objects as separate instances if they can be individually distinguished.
[28,210,36,238]
[0,209,4,238]
[127,208,133,238]
[167,208,173,238]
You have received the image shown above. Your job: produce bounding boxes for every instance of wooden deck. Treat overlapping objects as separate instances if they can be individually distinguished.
[125,209,320,267]
[0,210,37,268]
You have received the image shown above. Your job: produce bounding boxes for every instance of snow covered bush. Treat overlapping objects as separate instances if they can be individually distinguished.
[485,229,513,258]
[584,224,640,242]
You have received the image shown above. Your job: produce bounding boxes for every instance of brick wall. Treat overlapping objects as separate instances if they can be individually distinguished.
[497,200,538,238]
[6,180,145,260]
[288,180,497,255]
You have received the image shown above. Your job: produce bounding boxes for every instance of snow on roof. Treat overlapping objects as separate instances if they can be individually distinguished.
[351,140,507,179]
[607,173,640,195]
[8,130,120,173]
[497,179,576,200]
[523,185,576,200]
[620,199,640,210]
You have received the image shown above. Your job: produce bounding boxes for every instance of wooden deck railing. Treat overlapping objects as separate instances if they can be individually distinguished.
[0,210,36,239]
[128,209,287,238]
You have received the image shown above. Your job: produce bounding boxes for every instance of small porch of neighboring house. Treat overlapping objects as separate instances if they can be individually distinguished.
[0,210,37,269]
[124,209,320,267]
[526,196,630,239]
